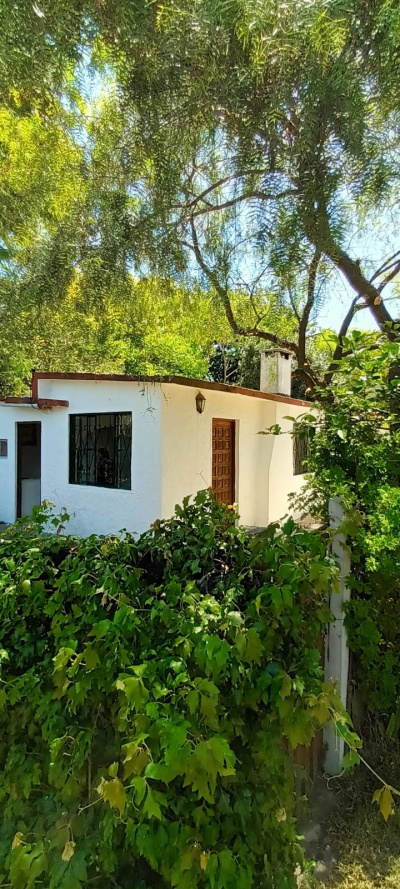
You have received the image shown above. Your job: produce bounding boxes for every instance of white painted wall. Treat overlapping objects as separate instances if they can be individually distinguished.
[268,402,309,523]
[0,404,40,523]
[37,378,163,537]
[160,383,306,527]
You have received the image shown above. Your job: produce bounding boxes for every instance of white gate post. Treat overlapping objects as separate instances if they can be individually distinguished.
[323,497,351,775]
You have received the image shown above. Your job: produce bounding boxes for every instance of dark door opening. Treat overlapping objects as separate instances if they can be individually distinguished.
[16,422,41,518]
[212,418,236,506]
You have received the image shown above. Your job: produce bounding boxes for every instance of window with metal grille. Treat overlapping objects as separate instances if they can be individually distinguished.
[0,440,7,457]
[69,413,132,489]
[293,428,314,476]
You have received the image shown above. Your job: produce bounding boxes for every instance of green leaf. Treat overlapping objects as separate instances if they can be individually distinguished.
[372,785,394,821]
[200,694,218,725]
[123,677,149,708]
[100,777,126,815]
[279,674,292,700]
[244,629,263,665]
[131,776,147,805]
[226,611,244,626]
[158,718,188,764]
[186,690,199,714]
[91,619,112,639]
[342,749,361,770]
[283,709,315,748]
[235,632,247,657]
[142,786,163,820]
[84,647,100,671]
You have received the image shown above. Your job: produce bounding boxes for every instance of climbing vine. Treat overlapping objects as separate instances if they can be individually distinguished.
[274,333,400,818]
[0,492,348,889]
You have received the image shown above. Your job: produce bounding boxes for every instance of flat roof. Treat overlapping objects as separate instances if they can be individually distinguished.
[32,372,311,408]
[0,396,69,409]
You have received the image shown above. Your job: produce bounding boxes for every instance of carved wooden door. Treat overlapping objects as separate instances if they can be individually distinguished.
[212,419,235,506]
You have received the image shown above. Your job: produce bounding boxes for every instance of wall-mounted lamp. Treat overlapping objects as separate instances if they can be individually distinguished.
[195,391,206,414]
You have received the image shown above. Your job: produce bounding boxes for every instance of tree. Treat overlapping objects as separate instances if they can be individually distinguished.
[85,0,400,387]
[1,74,307,393]
[2,1,400,391]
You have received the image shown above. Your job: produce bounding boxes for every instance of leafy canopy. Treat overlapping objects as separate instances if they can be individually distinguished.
[2,1,400,390]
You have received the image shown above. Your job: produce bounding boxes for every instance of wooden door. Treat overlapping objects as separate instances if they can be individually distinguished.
[212,419,235,506]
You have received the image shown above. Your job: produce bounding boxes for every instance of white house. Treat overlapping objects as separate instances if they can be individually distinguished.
[0,350,311,537]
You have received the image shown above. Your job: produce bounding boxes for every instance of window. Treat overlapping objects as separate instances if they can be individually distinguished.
[69,413,132,489]
[293,427,314,476]
[0,440,7,457]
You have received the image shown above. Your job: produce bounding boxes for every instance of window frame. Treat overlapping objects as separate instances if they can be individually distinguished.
[0,440,7,458]
[293,427,314,476]
[69,412,132,490]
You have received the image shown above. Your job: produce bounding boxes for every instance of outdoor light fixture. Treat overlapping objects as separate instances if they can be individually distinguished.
[195,391,206,414]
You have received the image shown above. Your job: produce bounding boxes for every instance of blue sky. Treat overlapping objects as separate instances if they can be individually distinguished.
[319,223,400,333]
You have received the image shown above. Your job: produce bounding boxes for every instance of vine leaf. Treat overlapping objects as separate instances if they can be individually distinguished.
[143,786,163,820]
[200,851,210,870]
[84,646,100,671]
[11,832,24,849]
[244,629,263,665]
[61,841,76,862]
[372,785,394,821]
[186,690,199,714]
[99,777,126,815]
[283,709,314,748]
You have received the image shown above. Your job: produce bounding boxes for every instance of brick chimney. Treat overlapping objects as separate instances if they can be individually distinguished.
[260,348,293,396]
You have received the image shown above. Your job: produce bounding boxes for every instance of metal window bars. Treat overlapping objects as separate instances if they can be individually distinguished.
[69,413,132,489]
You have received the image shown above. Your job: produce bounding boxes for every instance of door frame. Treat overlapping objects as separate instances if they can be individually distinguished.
[211,418,236,506]
[16,421,42,519]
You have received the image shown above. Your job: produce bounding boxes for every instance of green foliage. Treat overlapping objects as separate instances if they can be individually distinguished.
[0,492,343,888]
[292,334,400,729]
[2,0,400,391]
[0,275,229,393]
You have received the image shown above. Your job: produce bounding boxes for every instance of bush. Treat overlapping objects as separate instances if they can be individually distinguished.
[289,335,400,733]
[0,492,341,889]
[344,487,400,730]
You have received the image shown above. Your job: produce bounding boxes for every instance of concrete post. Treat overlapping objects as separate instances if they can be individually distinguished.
[323,496,351,774]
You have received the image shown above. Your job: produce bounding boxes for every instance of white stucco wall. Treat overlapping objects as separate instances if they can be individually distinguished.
[160,383,306,528]
[268,402,309,523]
[36,378,163,537]
[0,403,40,523]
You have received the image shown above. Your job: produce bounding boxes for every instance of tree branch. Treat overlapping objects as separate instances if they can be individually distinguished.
[183,220,299,355]
[377,260,400,293]
[324,295,362,384]
[299,161,397,335]
[326,244,395,332]
[297,248,321,369]
[185,169,291,212]
[370,249,400,284]
[305,197,396,334]
[287,285,301,323]
[186,188,296,220]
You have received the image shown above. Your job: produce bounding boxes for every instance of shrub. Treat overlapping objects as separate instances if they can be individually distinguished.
[0,492,341,889]
[288,335,400,733]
